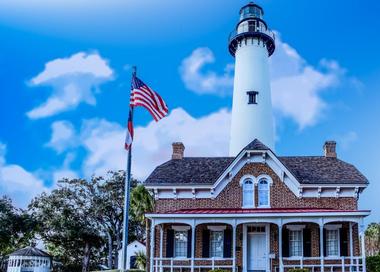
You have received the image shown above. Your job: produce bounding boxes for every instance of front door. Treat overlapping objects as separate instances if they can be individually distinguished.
[247,226,267,272]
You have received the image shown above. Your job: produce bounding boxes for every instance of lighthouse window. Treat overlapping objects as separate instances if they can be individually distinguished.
[247,91,258,104]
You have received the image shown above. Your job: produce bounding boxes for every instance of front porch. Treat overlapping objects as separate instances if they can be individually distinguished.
[147,208,369,272]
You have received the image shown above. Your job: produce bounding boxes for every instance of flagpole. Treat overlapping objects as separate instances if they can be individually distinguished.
[121,66,136,271]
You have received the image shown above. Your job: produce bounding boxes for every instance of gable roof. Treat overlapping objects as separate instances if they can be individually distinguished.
[243,138,270,151]
[279,156,368,185]
[145,157,234,186]
[145,139,368,186]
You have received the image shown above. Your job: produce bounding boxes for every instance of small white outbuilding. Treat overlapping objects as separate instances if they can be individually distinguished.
[118,241,146,270]
[7,247,51,272]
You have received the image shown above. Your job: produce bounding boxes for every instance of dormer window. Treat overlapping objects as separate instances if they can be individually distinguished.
[258,178,270,207]
[242,179,254,207]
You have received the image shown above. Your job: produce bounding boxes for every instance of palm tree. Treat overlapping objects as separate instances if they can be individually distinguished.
[365,223,380,256]
[135,250,147,270]
[130,185,154,270]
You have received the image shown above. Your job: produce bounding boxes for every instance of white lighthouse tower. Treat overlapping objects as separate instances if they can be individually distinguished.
[228,2,276,156]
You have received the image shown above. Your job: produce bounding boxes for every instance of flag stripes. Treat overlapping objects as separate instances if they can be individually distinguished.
[130,76,168,121]
[124,74,168,150]
[124,108,134,150]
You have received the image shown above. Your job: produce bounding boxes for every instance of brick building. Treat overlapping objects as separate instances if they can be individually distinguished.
[144,3,370,272]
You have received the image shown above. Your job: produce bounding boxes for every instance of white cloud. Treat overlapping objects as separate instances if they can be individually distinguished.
[27,52,113,119]
[0,142,49,208]
[179,47,233,96]
[76,108,230,179]
[46,120,76,153]
[52,152,78,182]
[270,36,344,129]
[336,131,358,150]
[180,36,347,129]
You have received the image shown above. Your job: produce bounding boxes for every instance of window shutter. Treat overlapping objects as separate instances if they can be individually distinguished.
[224,229,232,258]
[303,228,312,257]
[282,228,289,257]
[166,229,174,258]
[202,229,210,258]
[323,228,327,257]
[340,228,349,256]
[187,229,192,258]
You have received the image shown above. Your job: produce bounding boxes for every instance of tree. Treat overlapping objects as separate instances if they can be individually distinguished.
[366,223,380,256]
[30,172,145,271]
[29,179,104,272]
[130,184,154,269]
[87,171,143,269]
[0,196,36,257]
[135,250,147,270]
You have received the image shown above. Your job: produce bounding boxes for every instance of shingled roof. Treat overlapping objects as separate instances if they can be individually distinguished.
[145,139,368,186]
[10,247,51,257]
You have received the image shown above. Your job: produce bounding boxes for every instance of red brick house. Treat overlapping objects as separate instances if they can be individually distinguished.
[144,3,370,272]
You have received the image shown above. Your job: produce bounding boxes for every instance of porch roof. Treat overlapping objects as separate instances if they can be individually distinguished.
[162,208,369,214]
[147,208,370,218]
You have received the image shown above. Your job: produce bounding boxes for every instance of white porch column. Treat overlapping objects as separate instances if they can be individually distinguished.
[160,225,163,272]
[279,222,284,272]
[320,223,324,272]
[232,220,237,272]
[349,222,353,270]
[191,220,196,272]
[243,224,247,272]
[360,219,366,272]
[150,219,155,272]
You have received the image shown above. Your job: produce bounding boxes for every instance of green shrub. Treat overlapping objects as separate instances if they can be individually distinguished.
[209,269,229,272]
[367,255,380,272]
[288,269,309,272]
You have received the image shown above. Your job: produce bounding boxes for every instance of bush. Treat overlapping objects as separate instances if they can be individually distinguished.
[209,270,229,272]
[367,255,380,272]
[288,269,309,272]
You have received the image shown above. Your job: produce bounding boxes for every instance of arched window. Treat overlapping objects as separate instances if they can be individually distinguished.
[243,179,254,207]
[258,179,269,207]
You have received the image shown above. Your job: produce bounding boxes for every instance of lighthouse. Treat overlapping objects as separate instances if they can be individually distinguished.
[228,2,276,156]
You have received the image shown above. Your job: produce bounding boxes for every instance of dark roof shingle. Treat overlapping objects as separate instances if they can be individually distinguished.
[10,247,51,257]
[145,155,368,186]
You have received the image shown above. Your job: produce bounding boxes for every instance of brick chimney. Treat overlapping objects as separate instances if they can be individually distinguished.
[172,142,185,160]
[323,141,337,158]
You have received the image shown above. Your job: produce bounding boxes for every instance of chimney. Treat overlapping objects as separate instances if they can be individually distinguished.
[323,141,337,158]
[172,142,185,160]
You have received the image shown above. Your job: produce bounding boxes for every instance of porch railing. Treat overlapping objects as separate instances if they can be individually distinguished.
[277,256,364,272]
[153,257,234,272]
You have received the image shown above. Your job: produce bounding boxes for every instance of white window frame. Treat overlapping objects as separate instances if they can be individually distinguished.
[209,230,224,258]
[325,224,342,258]
[287,225,305,258]
[241,176,255,208]
[172,226,190,259]
[257,178,270,207]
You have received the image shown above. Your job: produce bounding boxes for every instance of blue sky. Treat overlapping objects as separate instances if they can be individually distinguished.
[0,0,379,223]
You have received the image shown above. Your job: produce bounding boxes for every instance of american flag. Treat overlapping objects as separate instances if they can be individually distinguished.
[125,75,169,150]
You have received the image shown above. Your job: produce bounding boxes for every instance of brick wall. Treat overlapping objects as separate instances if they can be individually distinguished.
[154,163,357,213]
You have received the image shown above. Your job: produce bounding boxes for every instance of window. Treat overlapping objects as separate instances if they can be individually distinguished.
[243,179,254,207]
[247,91,259,104]
[210,231,224,258]
[326,229,339,256]
[289,230,303,257]
[258,179,269,207]
[174,230,188,257]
